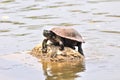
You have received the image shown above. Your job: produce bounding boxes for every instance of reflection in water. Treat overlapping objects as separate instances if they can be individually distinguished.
[41,61,85,80]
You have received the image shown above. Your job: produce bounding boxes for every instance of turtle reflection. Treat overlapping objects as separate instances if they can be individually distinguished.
[41,61,85,80]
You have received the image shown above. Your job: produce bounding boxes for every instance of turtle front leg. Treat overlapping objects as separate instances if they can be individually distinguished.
[42,38,48,53]
[77,42,84,56]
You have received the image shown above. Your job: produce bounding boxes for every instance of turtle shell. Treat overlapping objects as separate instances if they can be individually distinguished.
[51,27,85,43]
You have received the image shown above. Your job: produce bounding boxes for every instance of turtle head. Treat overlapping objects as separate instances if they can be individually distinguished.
[43,30,54,39]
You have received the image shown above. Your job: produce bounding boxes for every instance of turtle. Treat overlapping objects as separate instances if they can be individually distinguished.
[42,27,85,56]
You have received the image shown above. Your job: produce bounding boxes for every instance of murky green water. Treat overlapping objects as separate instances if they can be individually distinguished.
[0,0,120,80]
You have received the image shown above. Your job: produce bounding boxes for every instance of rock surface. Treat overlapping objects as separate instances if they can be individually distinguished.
[30,43,84,62]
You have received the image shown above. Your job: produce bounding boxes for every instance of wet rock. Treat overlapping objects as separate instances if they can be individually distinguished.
[30,43,84,62]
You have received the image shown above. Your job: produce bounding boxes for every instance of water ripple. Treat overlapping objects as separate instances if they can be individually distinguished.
[0,30,10,33]
[0,0,14,4]
[57,23,81,26]
[70,10,90,13]
[20,4,40,11]
[83,19,106,23]
[20,25,43,30]
[0,20,25,25]
[100,30,120,34]
[106,15,120,18]
[93,12,109,15]
[11,33,31,37]
[87,0,120,3]
[45,3,80,9]
[54,2,66,4]
[25,15,59,19]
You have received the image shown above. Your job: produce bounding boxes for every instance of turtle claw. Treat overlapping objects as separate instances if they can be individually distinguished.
[42,48,47,53]
[59,47,64,51]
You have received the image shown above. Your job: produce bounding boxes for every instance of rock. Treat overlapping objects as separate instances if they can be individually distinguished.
[30,43,84,62]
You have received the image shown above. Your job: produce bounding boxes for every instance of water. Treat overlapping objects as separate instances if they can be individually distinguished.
[0,0,120,80]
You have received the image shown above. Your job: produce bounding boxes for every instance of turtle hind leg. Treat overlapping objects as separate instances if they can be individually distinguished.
[59,41,64,50]
[77,42,84,56]
[54,36,64,51]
